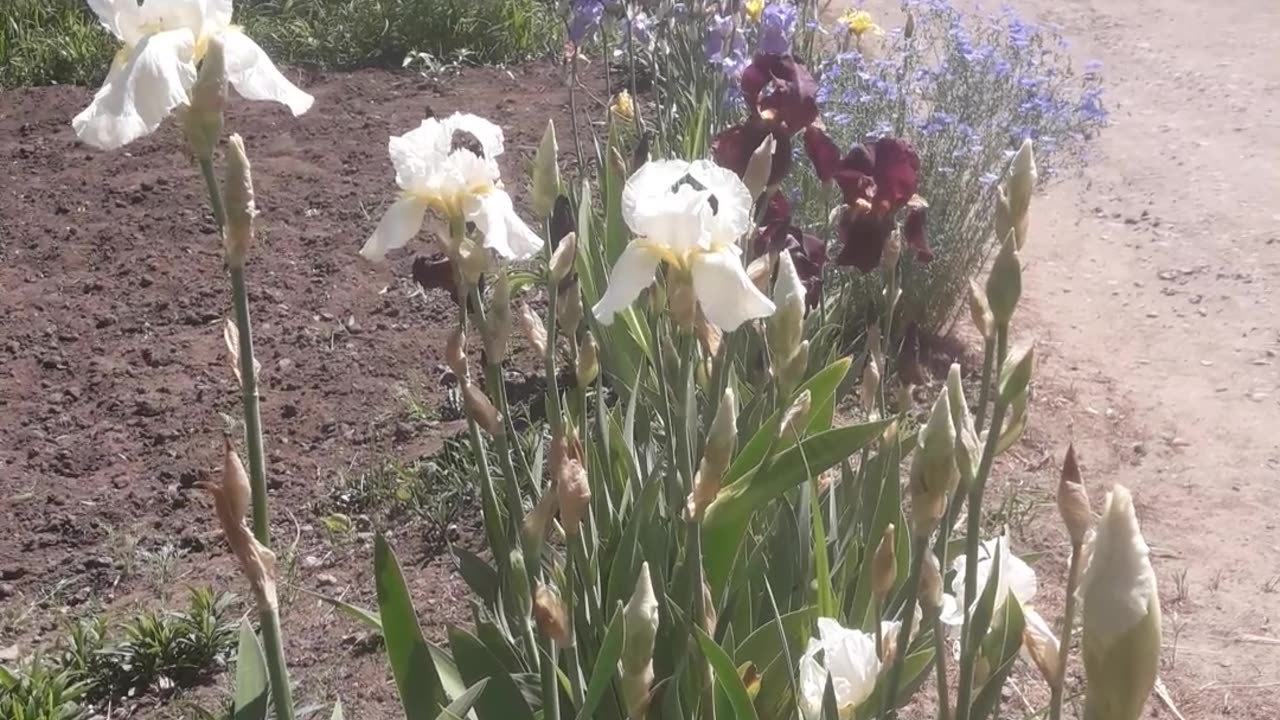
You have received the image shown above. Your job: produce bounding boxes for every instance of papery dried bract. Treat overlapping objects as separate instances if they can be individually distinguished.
[515,301,548,357]
[557,459,591,537]
[1023,607,1061,687]
[223,318,260,385]
[946,364,979,488]
[743,133,777,199]
[463,383,502,436]
[446,328,468,378]
[533,583,573,647]
[201,439,277,611]
[859,354,881,416]
[522,487,558,560]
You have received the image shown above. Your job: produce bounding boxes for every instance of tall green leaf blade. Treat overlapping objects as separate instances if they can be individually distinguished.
[969,597,1026,720]
[448,627,536,720]
[435,679,489,720]
[704,419,892,591]
[695,628,762,720]
[573,605,626,720]
[376,534,445,718]
[452,547,498,606]
[808,481,837,618]
[300,588,382,632]
[232,620,269,720]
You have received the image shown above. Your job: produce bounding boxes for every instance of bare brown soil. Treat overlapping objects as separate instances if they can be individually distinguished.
[0,64,583,717]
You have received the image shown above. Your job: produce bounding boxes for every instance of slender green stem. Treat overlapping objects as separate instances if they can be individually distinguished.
[973,337,995,432]
[1049,542,1084,720]
[540,637,561,720]
[882,534,928,720]
[873,596,885,659]
[954,392,1010,720]
[229,268,270,544]
[563,538,587,709]
[196,153,294,720]
[932,611,952,720]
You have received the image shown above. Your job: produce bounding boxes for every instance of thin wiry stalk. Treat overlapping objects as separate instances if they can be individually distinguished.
[1049,542,1084,720]
[882,534,928,719]
[196,153,295,720]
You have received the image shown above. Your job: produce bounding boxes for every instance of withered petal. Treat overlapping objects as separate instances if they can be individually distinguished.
[904,205,932,262]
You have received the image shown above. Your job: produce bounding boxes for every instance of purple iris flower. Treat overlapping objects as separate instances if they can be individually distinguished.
[569,0,605,44]
[758,2,797,55]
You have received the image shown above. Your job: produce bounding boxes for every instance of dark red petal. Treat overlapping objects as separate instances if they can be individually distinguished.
[711,123,763,178]
[754,192,795,257]
[764,190,792,226]
[871,137,921,208]
[904,205,932,262]
[804,127,842,183]
[412,255,462,304]
[740,54,783,113]
[834,210,893,273]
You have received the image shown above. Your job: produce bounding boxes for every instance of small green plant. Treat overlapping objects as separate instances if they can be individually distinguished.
[0,657,92,720]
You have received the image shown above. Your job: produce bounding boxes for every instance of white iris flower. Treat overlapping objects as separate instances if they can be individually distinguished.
[797,617,886,720]
[74,0,313,150]
[360,113,543,262]
[939,535,1038,627]
[592,159,775,332]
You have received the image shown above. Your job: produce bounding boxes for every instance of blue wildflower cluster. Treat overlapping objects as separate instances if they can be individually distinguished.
[803,0,1108,329]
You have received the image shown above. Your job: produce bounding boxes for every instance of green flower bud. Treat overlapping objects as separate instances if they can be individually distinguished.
[485,271,512,361]
[622,563,659,719]
[550,232,577,285]
[1082,485,1160,720]
[968,279,994,341]
[531,119,561,219]
[704,387,737,480]
[778,339,810,399]
[1008,139,1037,228]
[743,134,777,200]
[1058,444,1091,546]
[985,233,1021,327]
[576,332,599,388]
[871,523,897,601]
[946,364,979,489]
[997,342,1035,407]
[559,279,583,339]
[910,390,955,535]
[768,251,805,367]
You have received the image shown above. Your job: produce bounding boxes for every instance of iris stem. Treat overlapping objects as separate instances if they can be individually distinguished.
[1049,541,1084,720]
[932,610,952,720]
[974,336,995,432]
[882,533,927,720]
[195,152,295,720]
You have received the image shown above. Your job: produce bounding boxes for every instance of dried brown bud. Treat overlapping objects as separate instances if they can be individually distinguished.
[557,458,591,537]
[463,382,503,436]
[533,583,573,647]
[550,232,577,284]
[201,438,277,611]
[222,318,260,386]
[222,134,255,268]
[871,523,897,601]
[1023,608,1061,687]
[1058,444,1091,545]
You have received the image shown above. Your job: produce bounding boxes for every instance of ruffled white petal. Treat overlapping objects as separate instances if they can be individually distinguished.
[222,29,313,116]
[204,0,235,30]
[134,0,206,39]
[630,183,712,252]
[86,0,126,38]
[691,248,776,331]
[444,113,505,158]
[389,120,451,192]
[621,159,690,233]
[593,242,661,325]
[687,159,753,245]
[470,190,543,260]
[361,197,428,260]
[798,617,880,719]
[73,29,197,150]
[1081,485,1156,644]
[942,535,1037,627]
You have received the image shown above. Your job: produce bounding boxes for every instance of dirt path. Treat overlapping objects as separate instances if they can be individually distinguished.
[1012,0,1280,715]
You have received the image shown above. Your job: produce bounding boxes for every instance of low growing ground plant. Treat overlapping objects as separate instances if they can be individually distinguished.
[21,1,1160,720]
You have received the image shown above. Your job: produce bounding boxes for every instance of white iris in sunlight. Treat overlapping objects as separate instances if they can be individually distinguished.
[74,0,314,150]
[797,617,888,720]
[360,113,543,261]
[592,159,776,332]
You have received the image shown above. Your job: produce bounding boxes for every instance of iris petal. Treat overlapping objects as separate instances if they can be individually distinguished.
[691,248,776,331]
[593,243,662,325]
[223,29,314,116]
[361,196,428,260]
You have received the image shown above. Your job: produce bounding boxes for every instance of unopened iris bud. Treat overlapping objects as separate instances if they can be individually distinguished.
[985,233,1021,327]
[1058,444,1091,545]
[860,354,881,415]
[768,251,805,366]
[910,391,956,535]
[186,37,226,160]
[559,279,583,339]
[463,382,503,436]
[903,11,916,38]
[522,488,557,560]
[919,550,943,610]
[515,302,547,357]
[533,583,573,647]
[550,232,577,285]
[1008,140,1037,226]
[557,458,591,537]
[621,563,659,719]
[968,279,994,340]
[531,119,561,219]
[1082,485,1161,720]
[689,389,738,519]
[485,271,512,361]
[779,339,809,398]
[946,364,979,488]
[743,134,777,199]
[576,332,599,388]
[508,549,532,617]
[222,134,255,269]
[780,389,811,439]
[997,342,1035,406]
[871,523,897,602]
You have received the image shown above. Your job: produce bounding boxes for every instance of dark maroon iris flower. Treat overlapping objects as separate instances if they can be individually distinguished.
[805,129,932,272]
[712,54,820,189]
[755,192,827,308]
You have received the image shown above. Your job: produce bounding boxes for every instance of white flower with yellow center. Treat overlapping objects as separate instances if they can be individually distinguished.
[74,0,313,150]
[360,113,543,262]
[593,159,775,332]
[939,535,1038,627]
